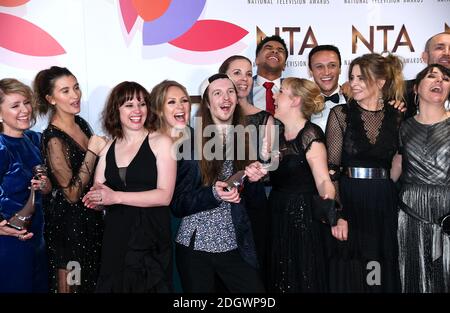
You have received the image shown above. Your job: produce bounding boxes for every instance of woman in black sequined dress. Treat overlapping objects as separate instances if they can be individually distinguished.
[35,67,107,293]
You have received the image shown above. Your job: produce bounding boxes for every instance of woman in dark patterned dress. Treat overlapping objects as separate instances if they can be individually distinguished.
[325,53,404,292]
[391,64,450,293]
[34,66,107,293]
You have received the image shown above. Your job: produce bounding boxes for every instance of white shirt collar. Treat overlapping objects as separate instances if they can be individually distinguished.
[321,86,341,97]
[256,75,281,89]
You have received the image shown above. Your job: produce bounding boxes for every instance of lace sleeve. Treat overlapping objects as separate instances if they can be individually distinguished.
[302,122,325,153]
[45,137,97,203]
[325,106,346,205]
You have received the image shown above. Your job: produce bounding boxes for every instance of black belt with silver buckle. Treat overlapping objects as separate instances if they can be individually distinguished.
[345,167,389,179]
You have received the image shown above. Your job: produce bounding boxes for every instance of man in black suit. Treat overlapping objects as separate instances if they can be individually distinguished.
[308,45,347,132]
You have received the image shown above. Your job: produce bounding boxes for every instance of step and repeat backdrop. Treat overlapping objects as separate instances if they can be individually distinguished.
[1,0,449,133]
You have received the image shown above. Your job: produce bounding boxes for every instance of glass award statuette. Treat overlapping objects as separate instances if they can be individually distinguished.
[7,165,46,231]
[224,170,246,192]
[260,148,287,171]
[32,164,47,180]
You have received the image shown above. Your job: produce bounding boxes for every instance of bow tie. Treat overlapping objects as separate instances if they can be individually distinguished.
[324,93,340,103]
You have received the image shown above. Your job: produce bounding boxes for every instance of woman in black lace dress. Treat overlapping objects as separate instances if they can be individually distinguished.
[34,67,107,293]
[83,81,176,292]
[267,77,342,293]
[391,64,450,293]
[325,53,404,292]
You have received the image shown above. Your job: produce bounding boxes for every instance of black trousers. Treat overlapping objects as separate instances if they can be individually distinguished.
[176,242,265,293]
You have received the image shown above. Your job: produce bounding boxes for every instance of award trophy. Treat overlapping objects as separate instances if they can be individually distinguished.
[7,165,47,231]
[224,170,246,192]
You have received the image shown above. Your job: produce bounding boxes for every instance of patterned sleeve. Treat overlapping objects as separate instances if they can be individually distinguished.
[44,136,97,203]
[325,105,347,206]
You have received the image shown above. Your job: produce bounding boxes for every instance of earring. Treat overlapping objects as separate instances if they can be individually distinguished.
[0,117,3,123]
[414,93,419,108]
[378,95,384,107]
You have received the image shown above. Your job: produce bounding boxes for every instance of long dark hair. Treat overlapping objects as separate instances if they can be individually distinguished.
[197,74,250,186]
[33,66,75,117]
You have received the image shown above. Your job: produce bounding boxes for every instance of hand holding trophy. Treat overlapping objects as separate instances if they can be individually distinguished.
[7,164,47,231]
[224,170,246,192]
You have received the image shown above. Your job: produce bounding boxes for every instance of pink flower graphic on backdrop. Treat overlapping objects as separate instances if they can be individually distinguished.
[0,0,65,56]
[119,0,248,51]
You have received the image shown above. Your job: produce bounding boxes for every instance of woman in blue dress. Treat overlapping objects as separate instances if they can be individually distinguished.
[0,78,51,292]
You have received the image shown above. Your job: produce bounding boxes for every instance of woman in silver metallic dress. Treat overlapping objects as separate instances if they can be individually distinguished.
[391,64,450,293]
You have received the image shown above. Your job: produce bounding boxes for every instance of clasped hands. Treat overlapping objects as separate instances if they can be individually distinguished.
[82,182,115,210]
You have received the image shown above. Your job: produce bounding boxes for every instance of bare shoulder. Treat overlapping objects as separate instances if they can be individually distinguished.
[98,138,114,157]
[148,131,172,155]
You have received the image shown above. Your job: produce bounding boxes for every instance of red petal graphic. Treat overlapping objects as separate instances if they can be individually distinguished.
[119,0,138,33]
[0,13,65,56]
[0,0,29,7]
[169,20,248,51]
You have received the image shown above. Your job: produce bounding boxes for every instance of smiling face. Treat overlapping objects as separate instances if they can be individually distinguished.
[207,78,237,125]
[417,67,450,105]
[0,92,33,137]
[225,58,253,100]
[309,50,341,96]
[119,92,148,132]
[162,86,191,129]
[349,65,384,105]
[256,40,287,75]
[46,75,81,116]
[273,82,296,121]
[423,33,450,69]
